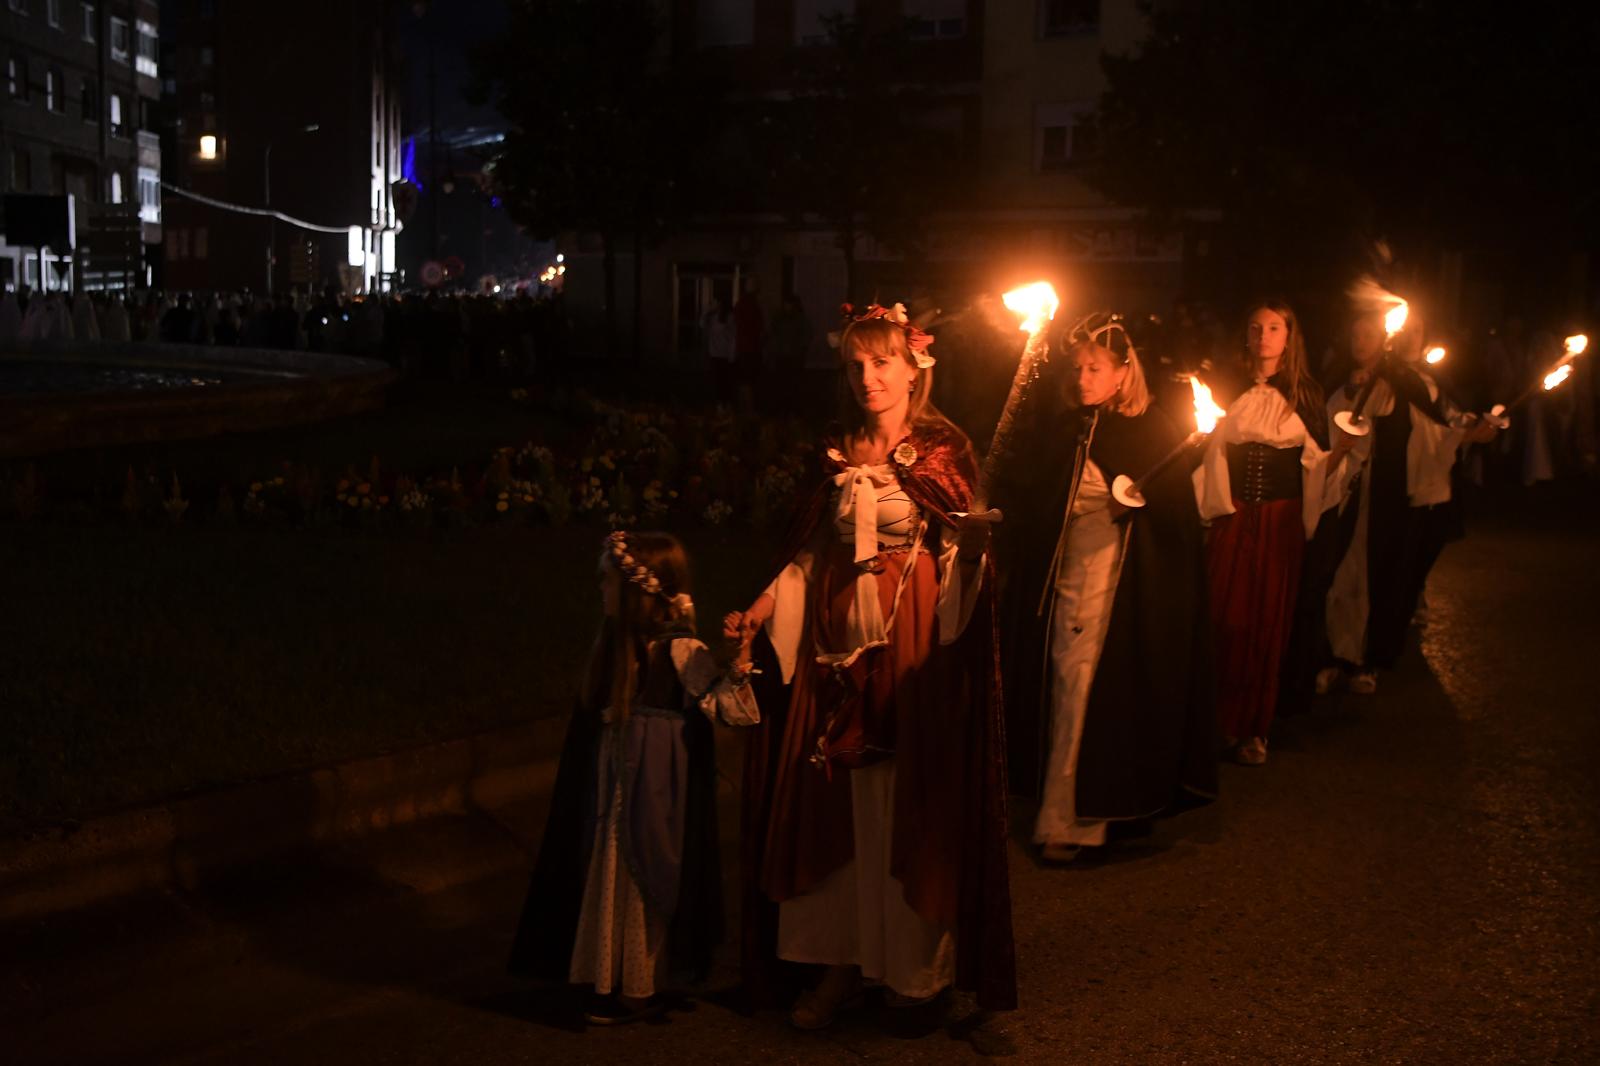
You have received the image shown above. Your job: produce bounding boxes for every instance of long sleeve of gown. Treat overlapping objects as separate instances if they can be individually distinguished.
[671,638,760,727]
[762,547,815,685]
[934,523,986,645]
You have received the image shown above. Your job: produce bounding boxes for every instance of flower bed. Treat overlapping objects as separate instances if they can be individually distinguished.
[0,392,821,533]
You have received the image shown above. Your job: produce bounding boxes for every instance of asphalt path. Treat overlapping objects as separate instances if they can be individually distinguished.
[5,491,1597,1064]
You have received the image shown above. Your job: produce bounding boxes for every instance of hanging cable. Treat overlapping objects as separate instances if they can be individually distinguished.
[159,181,359,235]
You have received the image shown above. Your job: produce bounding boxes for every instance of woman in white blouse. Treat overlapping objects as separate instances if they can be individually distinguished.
[1194,300,1330,765]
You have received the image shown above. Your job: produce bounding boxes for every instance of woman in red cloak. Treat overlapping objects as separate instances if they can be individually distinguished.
[725,304,1016,1028]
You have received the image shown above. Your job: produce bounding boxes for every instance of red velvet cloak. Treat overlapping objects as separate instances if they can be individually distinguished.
[739,420,1018,1011]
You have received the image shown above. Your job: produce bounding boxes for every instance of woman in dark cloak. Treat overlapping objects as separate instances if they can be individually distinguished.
[996,314,1216,863]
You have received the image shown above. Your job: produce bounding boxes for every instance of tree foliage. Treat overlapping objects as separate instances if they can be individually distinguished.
[1095,0,1600,301]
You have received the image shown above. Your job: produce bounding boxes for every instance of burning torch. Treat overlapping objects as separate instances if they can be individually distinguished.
[1110,376,1228,509]
[1486,333,1589,429]
[1332,298,1409,438]
[972,281,1061,516]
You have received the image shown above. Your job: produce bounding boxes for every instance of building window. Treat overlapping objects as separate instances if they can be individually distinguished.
[80,2,95,42]
[10,148,30,192]
[907,0,965,40]
[6,56,24,101]
[139,166,160,223]
[110,16,129,62]
[135,19,157,77]
[169,227,188,260]
[794,0,852,45]
[193,227,208,260]
[109,170,122,204]
[1040,0,1099,37]
[45,67,59,111]
[198,133,217,160]
[696,0,753,47]
[79,76,96,120]
[200,46,214,67]
[108,91,123,136]
[1037,103,1099,171]
[48,0,61,28]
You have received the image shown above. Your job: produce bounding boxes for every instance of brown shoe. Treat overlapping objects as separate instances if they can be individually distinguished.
[1236,737,1268,766]
[788,966,863,1030]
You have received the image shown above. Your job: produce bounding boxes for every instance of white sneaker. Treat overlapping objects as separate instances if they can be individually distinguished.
[1348,671,1378,695]
[1314,667,1342,695]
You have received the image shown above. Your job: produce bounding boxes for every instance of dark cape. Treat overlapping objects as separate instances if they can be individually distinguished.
[740,419,1017,1011]
[508,631,724,985]
[995,402,1217,819]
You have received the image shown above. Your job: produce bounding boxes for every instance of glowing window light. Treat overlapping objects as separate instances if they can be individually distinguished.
[199,134,218,160]
[347,226,366,267]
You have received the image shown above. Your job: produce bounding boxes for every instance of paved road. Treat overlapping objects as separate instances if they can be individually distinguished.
[5,490,1597,1064]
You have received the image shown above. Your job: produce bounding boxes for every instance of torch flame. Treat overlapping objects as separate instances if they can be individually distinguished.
[1565,334,1589,358]
[1002,282,1060,335]
[1189,375,1226,435]
[1424,346,1447,365]
[1544,365,1572,391]
[1384,300,1409,338]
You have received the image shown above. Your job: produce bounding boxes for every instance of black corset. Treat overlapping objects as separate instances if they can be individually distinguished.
[1225,442,1302,503]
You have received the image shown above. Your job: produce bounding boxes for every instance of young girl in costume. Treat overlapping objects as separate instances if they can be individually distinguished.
[508,531,760,1025]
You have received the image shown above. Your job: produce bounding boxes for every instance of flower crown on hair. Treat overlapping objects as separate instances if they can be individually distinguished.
[1065,310,1136,365]
[829,302,936,368]
[606,531,694,619]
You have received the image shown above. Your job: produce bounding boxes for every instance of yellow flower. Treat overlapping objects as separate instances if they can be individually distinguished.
[362,497,372,508]
[336,493,348,503]
[522,494,533,503]
[346,496,359,507]
[496,501,509,512]
[497,491,509,500]
[250,481,264,493]
[272,476,285,487]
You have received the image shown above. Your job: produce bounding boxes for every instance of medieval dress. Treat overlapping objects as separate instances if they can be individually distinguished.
[741,421,1017,1010]
[1194,374,1330,743]
[1000,405,1216,848]
[1323,365,1453,672]
[508,632,758,998]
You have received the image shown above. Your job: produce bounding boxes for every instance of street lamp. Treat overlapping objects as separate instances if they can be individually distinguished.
[263,123,321,293]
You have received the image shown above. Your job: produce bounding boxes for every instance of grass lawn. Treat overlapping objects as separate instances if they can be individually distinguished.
[0,379,785,831]
[0,520,774,830]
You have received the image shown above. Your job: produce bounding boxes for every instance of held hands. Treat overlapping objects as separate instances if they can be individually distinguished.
[722,593,774,668]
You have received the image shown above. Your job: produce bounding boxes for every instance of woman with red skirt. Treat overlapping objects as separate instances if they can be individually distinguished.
[1194,300,1331,765]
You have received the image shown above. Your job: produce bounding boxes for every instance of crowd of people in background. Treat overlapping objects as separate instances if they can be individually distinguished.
[1,279,1593,487]
[0,284,572,381]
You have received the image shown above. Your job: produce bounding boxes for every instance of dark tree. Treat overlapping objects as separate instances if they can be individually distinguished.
[759,15,956,303]
[469,0,719,358]
[1095,0,1600,314]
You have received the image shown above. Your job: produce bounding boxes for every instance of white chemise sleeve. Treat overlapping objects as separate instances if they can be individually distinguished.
[762,548,815,684]
[935,519,986,645]
[671,638,760,727]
